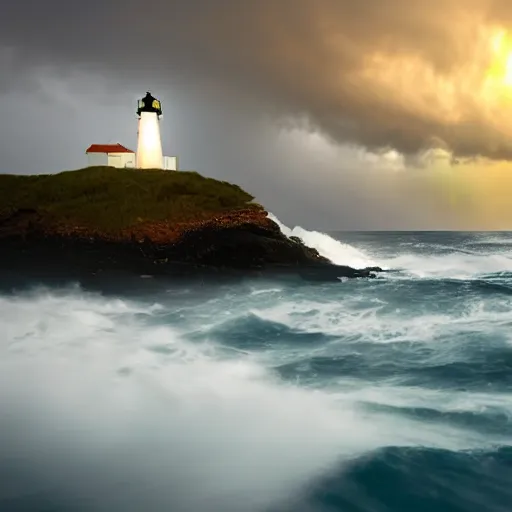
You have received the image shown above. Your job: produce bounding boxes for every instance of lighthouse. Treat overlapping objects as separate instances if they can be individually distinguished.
[136,91,164,169]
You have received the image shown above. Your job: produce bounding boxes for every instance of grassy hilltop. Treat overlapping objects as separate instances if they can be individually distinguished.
[0,166,261,232]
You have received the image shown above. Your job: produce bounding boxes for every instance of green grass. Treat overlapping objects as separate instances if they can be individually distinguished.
[0,166,260,231]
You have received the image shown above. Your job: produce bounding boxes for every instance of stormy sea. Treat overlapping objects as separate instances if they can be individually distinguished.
[1,216,511,512]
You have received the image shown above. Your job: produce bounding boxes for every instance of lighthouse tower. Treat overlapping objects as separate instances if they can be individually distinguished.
[136,91,164,169]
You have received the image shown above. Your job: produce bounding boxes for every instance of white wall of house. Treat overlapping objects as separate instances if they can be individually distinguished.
[108,152,135,168]
[87,152,135,168]
[87,153,108,167]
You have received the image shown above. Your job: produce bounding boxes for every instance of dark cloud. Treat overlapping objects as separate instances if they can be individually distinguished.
[0,76,482,230]
[2,0,512,229]
[3,0,512,159]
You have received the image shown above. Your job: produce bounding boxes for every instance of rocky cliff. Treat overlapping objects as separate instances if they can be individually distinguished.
[0,167,381,283]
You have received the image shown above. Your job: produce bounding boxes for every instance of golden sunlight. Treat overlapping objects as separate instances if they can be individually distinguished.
[486,28,512,89]
[355,24,512,133]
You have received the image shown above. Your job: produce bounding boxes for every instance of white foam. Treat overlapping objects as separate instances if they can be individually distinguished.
[335,384,512,417]
[250,292,512,347]
[249,287,283,296]
[267,213,512,279]
[382,251,512,279]
[267,213,377,268]
[0,288,498,511]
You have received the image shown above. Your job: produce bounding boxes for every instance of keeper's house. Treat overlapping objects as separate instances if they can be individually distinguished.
[85,143,135,168]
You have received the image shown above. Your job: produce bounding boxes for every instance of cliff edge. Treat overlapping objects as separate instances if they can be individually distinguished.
[0,167,380,282]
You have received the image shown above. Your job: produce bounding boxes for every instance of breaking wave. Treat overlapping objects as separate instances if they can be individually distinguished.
[268,213,512,279]
[267,213,377,269]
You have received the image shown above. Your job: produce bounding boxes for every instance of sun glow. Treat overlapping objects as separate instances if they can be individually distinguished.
[486,29,512,90]
[356,25,512,121]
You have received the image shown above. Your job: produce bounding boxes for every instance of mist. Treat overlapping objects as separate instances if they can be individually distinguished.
[1,284,502,511]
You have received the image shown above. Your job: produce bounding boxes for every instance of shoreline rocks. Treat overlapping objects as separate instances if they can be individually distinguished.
[0,207,382,283]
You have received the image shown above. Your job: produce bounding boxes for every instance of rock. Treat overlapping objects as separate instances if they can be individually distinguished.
[0,207,380,283]
[364,266,384,273]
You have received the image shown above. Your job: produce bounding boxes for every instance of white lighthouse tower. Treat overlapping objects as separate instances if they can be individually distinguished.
[136,91,164,169]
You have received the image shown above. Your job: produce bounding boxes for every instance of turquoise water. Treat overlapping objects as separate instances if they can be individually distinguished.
[0,223,511,511]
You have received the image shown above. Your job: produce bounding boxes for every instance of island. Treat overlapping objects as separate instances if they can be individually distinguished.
[0,166,382,284]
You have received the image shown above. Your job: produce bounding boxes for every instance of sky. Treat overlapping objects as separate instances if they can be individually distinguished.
[2,0,512,229]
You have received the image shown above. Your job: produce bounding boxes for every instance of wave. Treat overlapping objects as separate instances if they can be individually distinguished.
[190,312,335,349]
[250,289,512,342]
[294,445,512,512]
[267,213,512,279]
[383,252,512,279]
[469,234,512,246]
[267,213,377,269]
[0,288,502,511]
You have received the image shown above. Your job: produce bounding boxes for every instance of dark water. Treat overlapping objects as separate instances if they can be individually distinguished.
[1,224,511,511]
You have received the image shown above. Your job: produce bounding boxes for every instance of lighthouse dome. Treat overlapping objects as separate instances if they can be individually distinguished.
[136,91,162,117]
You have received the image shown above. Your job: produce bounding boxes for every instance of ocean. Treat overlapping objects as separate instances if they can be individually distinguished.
[1,218,511,512]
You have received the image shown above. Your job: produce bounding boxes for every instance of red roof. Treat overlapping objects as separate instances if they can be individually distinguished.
[86,143,134,154]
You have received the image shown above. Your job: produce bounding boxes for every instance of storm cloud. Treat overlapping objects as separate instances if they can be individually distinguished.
[3,0,512,160]
[2,0,512,229]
